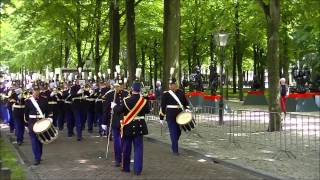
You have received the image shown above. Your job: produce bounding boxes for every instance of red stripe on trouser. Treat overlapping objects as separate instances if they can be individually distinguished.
[280,96,286,113]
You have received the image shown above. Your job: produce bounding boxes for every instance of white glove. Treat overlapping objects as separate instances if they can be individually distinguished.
[111,102,117,109]
[101,125,107,130]
[50,91,56,97]
[159,120,164,125]
[185,109,192,112]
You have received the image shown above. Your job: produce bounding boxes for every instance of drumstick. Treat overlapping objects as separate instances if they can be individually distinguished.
[106,89,117,159]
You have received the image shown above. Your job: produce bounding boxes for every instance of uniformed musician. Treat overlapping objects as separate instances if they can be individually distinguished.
[160,77,190,155]
[12,88,27,145]
[7,85,17,133]
[86,83,96,133]
[113,82,149,175]
[70,80,84,141]
[62,82,75,137]
[102,80,128,167]
[95,81,109,136]
[25,86,49,165]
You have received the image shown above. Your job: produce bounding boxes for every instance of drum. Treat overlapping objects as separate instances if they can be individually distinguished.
[33,118,58,144]
[176,111,196,132]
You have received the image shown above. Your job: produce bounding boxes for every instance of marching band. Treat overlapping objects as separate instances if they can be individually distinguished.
[0,67,192,175]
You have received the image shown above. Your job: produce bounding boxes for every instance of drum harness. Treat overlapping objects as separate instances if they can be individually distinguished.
[168,90,185,111]
[29,97,45,119]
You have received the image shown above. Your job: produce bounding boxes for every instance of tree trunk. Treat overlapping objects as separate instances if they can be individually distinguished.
[141,46,146,82]
[281,26,290,83]
[76,0,83,68]
[126,0,137,84]
[257,0,281,131]
[149,55,153,87]
[163,0,180,90]
[232,45,237,93]
[109,0,120,78]
[64,30,70,68]
[235,0,243,101]
[94,0,102,76]
[154,40,158,89]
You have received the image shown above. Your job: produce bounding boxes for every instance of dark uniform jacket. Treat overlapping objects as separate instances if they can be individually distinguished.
[12,91,26,122]
[160,89,189,120]
[95,87,109,114]
[114,94,150,137]
[104,89,129,128]
[25,96,49,131]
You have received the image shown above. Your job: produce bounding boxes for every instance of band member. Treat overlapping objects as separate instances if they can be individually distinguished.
[0,82,10,126]
[103,80,128,167]
[48,87,59,127]
[159,78,190,155]
[95,81,109,136]
[25,86,48,165]
[62,82,75,137]
[7,85,16,133]
[86,84,96,133]
[113,82,149,175]
[12,88,27,145]
[70,80,84,141]
[55,86,65,130]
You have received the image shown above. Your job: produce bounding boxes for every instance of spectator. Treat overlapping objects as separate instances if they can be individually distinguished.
[155,80,162,100]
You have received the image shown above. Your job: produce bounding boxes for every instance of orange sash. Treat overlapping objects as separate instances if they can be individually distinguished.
[120,96,147,137]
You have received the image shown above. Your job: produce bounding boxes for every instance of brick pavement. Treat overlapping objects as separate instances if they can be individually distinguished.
[5,128,262,180]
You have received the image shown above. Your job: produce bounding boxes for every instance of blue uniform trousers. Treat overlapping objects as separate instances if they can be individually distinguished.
[72,107,83,139]
[14,117,25,143]
[0,104,9,123]
[96,112,105,134]
[122,135,143,174]
[8,107,14,132]
[87,110,94,132]
[167,118,181,154]
[65,109,74,136]
[112,128,122,165]
[57,111,64,130]
[29,130,43,161]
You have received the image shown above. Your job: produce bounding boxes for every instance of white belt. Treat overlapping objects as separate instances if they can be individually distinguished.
[13,104,25,108]
[65,101,72,104]
[48,101,58,104]
[29,115,44,119]
[134,116,145,120]
[86,98,96,102]
[166,105,181,109]
[72,97,85,101]
[95,99,104,102]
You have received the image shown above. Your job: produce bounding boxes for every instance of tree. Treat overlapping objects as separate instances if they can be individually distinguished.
[109,0,120,78]
[257,0,281,131]
[163,0,180,90]
[126,0,137,84]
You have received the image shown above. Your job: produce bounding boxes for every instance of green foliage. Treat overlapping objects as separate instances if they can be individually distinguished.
[0,0,318,78]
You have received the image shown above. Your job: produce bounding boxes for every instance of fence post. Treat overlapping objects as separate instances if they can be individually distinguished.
[1,167,11,180]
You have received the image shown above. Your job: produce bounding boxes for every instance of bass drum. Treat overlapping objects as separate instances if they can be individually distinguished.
[176,111,196,132]
[33,118,59,144]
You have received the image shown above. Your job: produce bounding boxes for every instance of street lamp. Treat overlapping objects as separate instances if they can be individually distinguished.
[215,32,229,125]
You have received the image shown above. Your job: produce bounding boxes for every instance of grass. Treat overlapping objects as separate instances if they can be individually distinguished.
[0,137,25,180]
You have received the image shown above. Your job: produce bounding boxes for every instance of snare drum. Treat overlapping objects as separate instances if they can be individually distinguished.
[33,118,59,144]
[176,111,196,132]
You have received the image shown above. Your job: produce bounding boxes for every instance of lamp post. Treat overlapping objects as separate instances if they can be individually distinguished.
[215,32,229,125]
